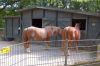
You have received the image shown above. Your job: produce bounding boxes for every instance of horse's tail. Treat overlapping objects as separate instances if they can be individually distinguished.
[61,28,67,49]
[64,27,70,38]
[75,30,81,40]
[22,28,28,42]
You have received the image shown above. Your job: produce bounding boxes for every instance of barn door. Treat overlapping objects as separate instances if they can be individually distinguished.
[5,19,14,41]
[13,19,19,40]
[88,21,100,39]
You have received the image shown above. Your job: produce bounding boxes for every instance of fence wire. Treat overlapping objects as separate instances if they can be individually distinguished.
[0,39,100,66]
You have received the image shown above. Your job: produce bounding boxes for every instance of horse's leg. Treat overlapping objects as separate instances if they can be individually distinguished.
[61,30,67,51]
[45,37,50,49]
[68,39,73,51]
[25,35,32,52]
[23,40,28,50]
[74,38,79,52]
[22,30,27,51]
[75,33,80,52]
[22,32,31,52]
[23,38,31,53]
[68,33,73,50]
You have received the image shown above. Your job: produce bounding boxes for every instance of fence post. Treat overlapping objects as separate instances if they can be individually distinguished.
[64,39,68,66]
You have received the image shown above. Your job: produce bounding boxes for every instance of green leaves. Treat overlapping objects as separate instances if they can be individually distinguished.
[1,0,100,12]
[0,0,100,28]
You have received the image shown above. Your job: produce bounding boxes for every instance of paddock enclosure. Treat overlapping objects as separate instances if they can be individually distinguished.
[2,6,100,66]
[1,39,100,66]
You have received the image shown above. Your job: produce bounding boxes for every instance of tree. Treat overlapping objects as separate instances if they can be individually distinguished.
[0,0,20,28]
[0,0,100,28]
[0,0,20,11]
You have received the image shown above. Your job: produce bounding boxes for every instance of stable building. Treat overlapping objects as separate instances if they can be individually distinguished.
[17,6,100,39]
[4,7,100,41]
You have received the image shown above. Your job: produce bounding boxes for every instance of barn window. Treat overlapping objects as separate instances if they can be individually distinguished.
[72,19,86,30]
[32,19,42,28]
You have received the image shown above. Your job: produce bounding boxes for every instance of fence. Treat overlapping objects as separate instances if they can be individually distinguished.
[0,39,100,66]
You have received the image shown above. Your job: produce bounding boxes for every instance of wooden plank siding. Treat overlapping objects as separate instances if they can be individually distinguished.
[4,16,20,41]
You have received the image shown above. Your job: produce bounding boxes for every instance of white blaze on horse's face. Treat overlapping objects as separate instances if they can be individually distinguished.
[51,26,57,35]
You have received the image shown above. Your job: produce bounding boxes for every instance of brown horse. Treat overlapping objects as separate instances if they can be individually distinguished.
[61,23,80,52]
[22,26,61,52]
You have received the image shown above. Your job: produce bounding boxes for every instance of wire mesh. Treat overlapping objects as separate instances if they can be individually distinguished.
[67,39,100,66]
[0,39,100,66]
[0,41,64,66]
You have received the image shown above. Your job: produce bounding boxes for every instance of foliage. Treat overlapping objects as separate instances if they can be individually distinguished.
[0,0,20,28]
[0,0,100,28]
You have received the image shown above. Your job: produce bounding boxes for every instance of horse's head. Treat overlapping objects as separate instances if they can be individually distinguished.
[51,26,63,36]
[75,23,80,30]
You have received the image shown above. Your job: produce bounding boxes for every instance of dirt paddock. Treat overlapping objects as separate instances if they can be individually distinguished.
[0,41,19,48]
[0,41,100,66]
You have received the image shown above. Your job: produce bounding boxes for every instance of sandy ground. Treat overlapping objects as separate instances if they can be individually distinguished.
[0,41,96,66]
[0,41,19,48]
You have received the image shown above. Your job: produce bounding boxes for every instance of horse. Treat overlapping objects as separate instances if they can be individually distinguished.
[22,26,61,52]
[61,23,80,52]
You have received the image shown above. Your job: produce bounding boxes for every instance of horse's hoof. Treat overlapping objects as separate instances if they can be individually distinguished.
[25,48,31,53]
[26,50,31,53]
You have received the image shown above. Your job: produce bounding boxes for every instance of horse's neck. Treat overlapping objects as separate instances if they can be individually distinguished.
[45,27,54,37]
[75,24,80,30]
